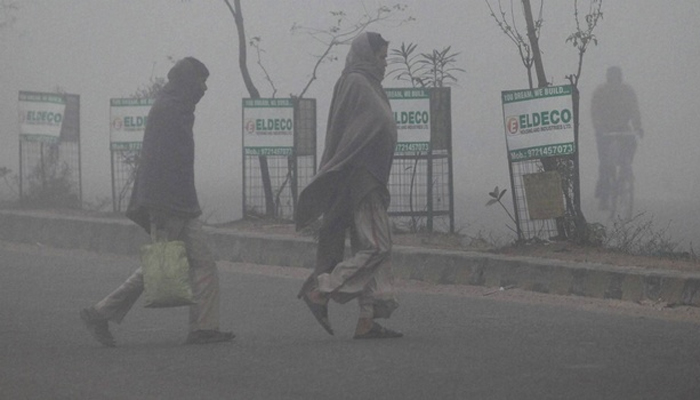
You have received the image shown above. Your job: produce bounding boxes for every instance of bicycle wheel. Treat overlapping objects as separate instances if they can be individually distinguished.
[610,167,634,220]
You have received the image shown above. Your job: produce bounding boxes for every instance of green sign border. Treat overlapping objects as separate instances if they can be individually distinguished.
[509,142,576,162]
[244,146,294,156]
[502,85,572,104]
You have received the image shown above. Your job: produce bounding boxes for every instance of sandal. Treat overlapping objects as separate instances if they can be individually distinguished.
[353,322,403,340]
[302,293,334,336]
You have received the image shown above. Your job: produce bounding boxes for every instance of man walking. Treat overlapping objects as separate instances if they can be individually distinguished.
[80,57,234,346]
[295,32,402,339]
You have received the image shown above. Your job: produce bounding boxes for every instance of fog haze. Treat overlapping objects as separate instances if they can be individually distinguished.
[1,1,699,247]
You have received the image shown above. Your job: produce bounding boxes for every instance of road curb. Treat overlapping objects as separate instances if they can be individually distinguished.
[2,209,699,306]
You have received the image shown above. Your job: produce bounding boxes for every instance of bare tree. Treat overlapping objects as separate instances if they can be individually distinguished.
[224,0,277,217]
[485,0,604,242]
[485,0,543,89]
[485,0,603,98]
[223,0,260,99]
[564,0,603,240]
[565,0,603,89]
[291,4,412,98]
[249,36,277,98]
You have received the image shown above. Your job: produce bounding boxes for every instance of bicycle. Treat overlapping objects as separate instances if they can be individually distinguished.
[604,130,640,220]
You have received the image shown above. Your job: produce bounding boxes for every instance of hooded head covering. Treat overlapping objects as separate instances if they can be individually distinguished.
[343,32,389,82]
[164,57,209,105]
[367,32,389,53]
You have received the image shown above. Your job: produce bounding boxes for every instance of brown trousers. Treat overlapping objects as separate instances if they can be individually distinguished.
[93,215,221,332]
[309,189,399,319]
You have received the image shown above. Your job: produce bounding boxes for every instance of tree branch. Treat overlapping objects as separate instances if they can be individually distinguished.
[224,0,260,99]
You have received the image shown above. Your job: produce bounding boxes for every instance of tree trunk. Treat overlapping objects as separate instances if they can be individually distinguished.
[229,0,275,217]
[523,0,568,239]
[522,0,547,89]
[232,0,259,99]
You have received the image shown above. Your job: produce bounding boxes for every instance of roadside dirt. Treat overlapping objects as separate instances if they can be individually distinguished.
[8,207,699,274]
[213,217,700,274]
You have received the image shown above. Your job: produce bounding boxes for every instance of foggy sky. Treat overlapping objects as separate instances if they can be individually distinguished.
[1,0,699,246]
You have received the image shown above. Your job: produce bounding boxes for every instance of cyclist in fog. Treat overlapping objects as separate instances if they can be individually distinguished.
[591,66,643,211]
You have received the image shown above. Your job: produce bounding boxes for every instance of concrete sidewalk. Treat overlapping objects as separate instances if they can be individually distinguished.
[2,209,700,306]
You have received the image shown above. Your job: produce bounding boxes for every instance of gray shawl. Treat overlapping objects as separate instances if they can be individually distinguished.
[295,33,397,230]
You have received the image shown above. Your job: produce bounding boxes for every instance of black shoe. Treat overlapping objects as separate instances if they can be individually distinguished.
[80,308,116,347]
[184,330,235,345]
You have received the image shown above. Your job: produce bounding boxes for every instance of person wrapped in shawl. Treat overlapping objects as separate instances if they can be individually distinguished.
[79,58,234,346]
[295,32,402,339]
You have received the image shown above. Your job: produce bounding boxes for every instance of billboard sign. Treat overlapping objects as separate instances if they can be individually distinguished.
[109,97,154,151]
[501,85,575,161]
[242,98,294,156]
[386,88,431,153]
[18,91,67,143]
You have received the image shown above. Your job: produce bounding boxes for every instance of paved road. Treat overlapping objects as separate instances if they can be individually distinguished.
[1,241,699,400]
